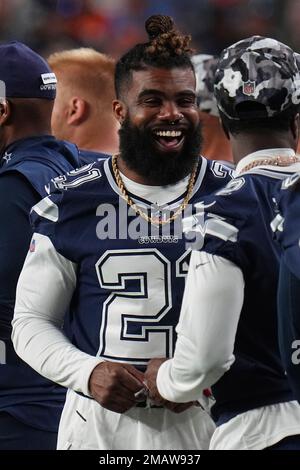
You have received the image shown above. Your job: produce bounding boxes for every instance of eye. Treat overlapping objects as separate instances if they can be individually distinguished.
[177,97,196,107]
[142,98,161,106]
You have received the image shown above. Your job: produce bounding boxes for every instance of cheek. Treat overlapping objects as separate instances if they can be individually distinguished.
[128,108,155,127]
[188,110,200,129]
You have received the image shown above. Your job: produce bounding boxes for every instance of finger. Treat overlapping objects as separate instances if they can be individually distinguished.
[119,366,145,393]
[122,364,145,382]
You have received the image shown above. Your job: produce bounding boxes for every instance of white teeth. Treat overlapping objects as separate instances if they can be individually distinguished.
[155,130,182,137]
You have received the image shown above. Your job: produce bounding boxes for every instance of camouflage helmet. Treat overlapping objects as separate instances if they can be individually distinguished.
[192,54,219,116]
[214,35,300,120]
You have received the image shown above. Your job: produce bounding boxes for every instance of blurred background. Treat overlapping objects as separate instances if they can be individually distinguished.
[0,0,299,58]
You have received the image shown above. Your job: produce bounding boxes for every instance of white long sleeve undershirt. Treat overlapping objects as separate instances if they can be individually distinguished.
[156,250,245,403]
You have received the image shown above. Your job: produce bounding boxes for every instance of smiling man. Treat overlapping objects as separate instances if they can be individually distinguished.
[113,61,201,186]
[12,15,233,450]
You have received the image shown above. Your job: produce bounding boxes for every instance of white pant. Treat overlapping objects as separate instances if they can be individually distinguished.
[209,400,300,450]
[57,389,215,450]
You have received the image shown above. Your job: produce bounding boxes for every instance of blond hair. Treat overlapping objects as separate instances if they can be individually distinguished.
[48,48,116,109]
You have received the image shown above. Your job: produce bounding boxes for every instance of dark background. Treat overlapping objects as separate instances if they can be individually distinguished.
[0,0,297,59]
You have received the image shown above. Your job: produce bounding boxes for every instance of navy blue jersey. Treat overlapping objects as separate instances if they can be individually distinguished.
[271,173,300,403]
[272,173,300,278]
[277,260,300,403]
[31,157,232,370]
[79,149,110,166]
[188,168,299,422]
[0,135,82,432]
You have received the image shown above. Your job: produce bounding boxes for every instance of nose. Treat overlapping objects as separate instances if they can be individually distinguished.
[158,101,183,123]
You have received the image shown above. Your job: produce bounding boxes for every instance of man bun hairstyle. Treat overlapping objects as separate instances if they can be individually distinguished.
[144,15,192,58]
[115,15,194,98]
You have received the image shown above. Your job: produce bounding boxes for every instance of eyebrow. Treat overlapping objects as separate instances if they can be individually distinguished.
[138,89,196,99]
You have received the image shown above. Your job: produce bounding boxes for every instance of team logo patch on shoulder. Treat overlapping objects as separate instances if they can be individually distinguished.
[215,177,245,196]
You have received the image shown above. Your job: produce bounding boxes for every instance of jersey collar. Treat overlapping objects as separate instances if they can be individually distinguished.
[235,148,296,176]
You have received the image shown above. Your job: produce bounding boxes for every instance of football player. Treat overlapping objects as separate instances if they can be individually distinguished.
[12,16,233,450]
[145,36,300,450]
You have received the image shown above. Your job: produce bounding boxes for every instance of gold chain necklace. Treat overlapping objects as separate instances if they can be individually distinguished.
[112,154,198,225]
[239,155,300,174]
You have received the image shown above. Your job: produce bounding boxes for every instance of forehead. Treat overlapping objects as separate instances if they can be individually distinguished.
[128,67,196,97]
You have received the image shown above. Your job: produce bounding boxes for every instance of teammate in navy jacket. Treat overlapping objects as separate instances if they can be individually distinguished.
[0,41,84,450]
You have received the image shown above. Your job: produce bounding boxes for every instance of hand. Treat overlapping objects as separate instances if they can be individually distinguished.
[145,358,196,414]
[89,361,145,413]
[144,358,167,404]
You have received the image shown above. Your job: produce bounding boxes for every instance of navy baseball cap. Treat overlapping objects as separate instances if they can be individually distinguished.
[214,36,300,120]
[0,41,57,100]
[192,54,219,116]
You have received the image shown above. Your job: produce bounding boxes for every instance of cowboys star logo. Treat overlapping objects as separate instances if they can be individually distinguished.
[2,151,12,163]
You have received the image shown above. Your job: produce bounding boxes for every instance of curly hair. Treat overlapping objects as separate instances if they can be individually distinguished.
[115,15,194,98]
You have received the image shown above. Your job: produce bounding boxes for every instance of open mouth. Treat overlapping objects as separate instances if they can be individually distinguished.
[153,129,185,151]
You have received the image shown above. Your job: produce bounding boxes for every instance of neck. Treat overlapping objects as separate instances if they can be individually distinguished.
[116,154,153,184]
[112,154,198,225]
[71,119,119,155]
[230,133,296,165]
[200,112,233,162]
[0,127,51,154]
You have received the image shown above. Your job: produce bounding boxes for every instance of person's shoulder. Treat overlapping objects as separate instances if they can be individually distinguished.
[184,176,249,249]
[276,171,300,209]
[205,157,235,180]
[31,160,110,226]
[193,156,234,197]
[50,161,105,193]
[210,172,258,209]
[78,149,111,166]
[188,173,259,244]
[272,172,300,238]
[0,137,82,191]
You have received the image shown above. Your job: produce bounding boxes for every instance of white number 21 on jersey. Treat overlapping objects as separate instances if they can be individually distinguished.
[96,249,187,366]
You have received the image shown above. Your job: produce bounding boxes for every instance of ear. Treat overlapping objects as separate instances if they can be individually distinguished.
[67,97,87,125]
[0,99,10,125]
[113,99,127,125]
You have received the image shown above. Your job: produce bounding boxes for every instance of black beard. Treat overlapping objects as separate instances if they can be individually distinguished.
[118,117,202,185]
